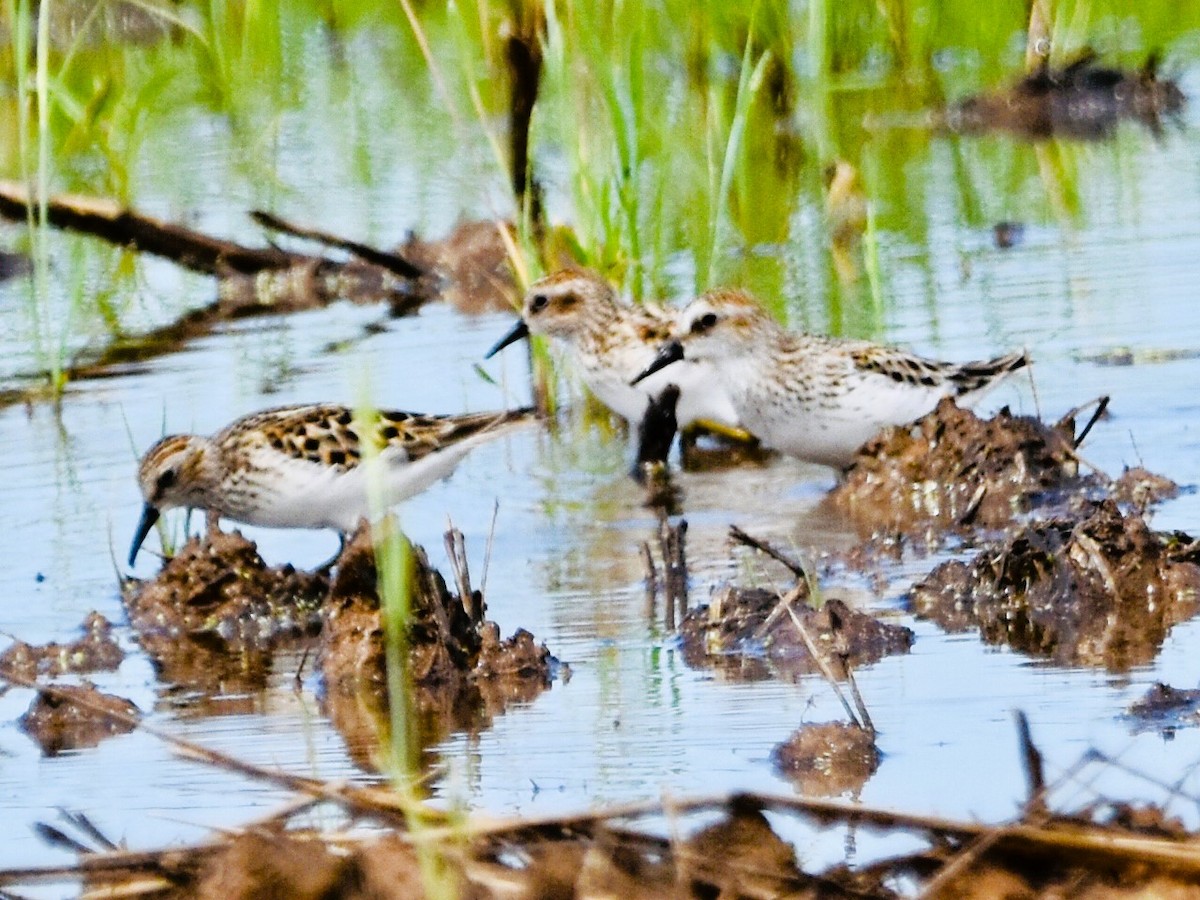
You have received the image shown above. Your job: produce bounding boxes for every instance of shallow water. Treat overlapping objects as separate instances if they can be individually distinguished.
[3,18,1200,877]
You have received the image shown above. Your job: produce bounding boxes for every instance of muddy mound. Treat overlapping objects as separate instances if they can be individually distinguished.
[122,530,328,692]
[829,398,1100,537]
[772,722,880,797]
[679,587,912,680]
[910,501,1200,671]
[944,54,1184,140]
[1126,683,1200,735]
[19,683,139,756]
[0,611,123,681]
[321,523,555,769]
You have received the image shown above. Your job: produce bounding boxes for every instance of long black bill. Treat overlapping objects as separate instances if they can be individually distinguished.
[631,339,685,385]
[128,503,161,567]
[484,319,530,359]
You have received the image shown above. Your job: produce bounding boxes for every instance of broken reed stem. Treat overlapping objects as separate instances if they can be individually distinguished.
[1072,395,1110,450]
[444,525,478,625]
[729,524,807,579]
[656,515,688,630]
[674,520,688,616]
[780,599,863,731]
[1015,711,1047,813]
[842,659,875,738]
[505,1,544,228]
[0,672,442,833]
[641,540,658,616]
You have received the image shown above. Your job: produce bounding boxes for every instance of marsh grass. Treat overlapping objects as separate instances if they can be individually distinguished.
[1,0,1199,400]
[353,391,465,898]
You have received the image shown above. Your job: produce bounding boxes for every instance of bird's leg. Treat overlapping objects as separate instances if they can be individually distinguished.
[205,509,223,536]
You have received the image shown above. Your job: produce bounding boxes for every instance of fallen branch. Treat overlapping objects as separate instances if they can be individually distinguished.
[0,181,304,275]
[250,209,423,278]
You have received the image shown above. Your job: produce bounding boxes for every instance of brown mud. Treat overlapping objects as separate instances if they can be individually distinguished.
[121,521,557,766]
[1126,682,1200,734]
[0,611,123,681]
[829,397,1115,538]
[679,585,913,680]
[772,721,880,797]
[19,682,139,756]
[121,530,328,695]
[943,53,1185,139]
[321,523,555,770]
[909,500,1200,671]
[30,783,1200,899]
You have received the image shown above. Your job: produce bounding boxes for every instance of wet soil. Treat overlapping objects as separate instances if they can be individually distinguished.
[321,523,555,769]
[772,721,880,797]
[61,788,1200,900]
[943,54,1185,139]
[909,500,1200,671]
[0,611,123,681]
[829,397,1103,538]
[19,683,139,756]
[122,522,556,766]
[679,586,913,680]
[1126,682,1200,733]
[121,530,328,694]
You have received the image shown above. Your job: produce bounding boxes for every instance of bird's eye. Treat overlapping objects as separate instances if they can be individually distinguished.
[154,468,177,498]
[530,293,549,312]
[693,312,718,333]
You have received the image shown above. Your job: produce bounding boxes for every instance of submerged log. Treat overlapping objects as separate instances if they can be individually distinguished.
[0,181,305,275]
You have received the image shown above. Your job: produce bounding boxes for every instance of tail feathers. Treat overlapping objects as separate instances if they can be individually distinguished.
[438,407,538,449]
[953,351,1029,396]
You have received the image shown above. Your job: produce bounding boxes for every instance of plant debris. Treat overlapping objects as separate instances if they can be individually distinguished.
[122,530,328,693]
[320,522,556,768]
[828,397,1106,537]
[19,682,139,756]
[679,587,913,679]
[772,721,880,796]
[1126,682,1200,734]
[909,500,1200,671]
[943,53,1185,139]
[0,611,123,681]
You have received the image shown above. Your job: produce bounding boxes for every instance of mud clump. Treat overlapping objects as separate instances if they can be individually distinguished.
[679,587,912,680]
[829,397,1098,537]
[401,219,519,315]
[773,722,880,797]
[189,830,432,900]
[0,611,123,682]
[1110,466,1180,509]
[944,54,1185,140]
[1126,683,1200,734]
[122,530,328,693]
[321,523,555,767]
[19,683,139,755]
[910,501,1200,671]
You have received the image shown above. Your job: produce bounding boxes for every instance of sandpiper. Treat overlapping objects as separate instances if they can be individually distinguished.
[634,288,1028,468]
[485,268,743,432]
[129,403,535,566]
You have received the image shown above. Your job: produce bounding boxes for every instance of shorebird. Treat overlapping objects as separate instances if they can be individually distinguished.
[485,268,744,433]
[634,288,1027,468]
[129,403,535,565]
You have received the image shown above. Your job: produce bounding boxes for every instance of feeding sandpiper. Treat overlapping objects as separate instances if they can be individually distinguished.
[634,288,1028,468]
[485,268,745,434]
[129,403,536,566]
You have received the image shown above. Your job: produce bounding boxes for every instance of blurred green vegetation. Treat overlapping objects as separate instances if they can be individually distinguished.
[1,0,1198,391]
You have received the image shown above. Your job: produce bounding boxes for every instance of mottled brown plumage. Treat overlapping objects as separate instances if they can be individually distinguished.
[129,403,536,565]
